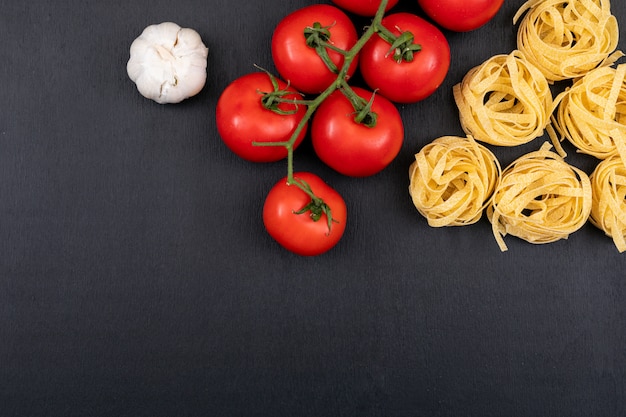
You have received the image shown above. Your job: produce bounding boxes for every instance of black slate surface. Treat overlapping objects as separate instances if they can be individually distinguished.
[1,1,625,416]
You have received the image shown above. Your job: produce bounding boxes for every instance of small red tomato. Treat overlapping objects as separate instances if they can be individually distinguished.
[271,4,359,94]
[330,0,400,17]
[359,12,451,104]
[263,172,347,256]
[311,87,404,177]
[216,72,307,163]
[418,0,504,32]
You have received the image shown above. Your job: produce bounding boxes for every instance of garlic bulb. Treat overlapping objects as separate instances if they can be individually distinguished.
[127,22,208,104]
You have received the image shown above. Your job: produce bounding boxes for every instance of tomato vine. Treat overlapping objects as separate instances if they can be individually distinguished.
[254,0,417,233]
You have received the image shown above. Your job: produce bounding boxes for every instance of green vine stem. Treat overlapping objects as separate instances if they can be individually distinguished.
[253,0,420,231]
[304,22,341,73]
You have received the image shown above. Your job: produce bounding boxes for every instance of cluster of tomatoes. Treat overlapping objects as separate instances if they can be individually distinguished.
[216,0,504,256]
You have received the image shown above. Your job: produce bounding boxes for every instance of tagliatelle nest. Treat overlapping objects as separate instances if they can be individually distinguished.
[453,50,554,147]
[589,156,626,252]
[487,142,592,251]
[551,64,626,162]
[514,0,623,82]
[408,135,501,227]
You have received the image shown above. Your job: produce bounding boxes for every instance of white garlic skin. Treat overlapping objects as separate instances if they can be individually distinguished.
[127,22,208,104]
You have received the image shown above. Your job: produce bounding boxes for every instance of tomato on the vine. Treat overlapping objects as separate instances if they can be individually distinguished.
[271,4,359,94]
[330,0,400,17]
[263,172,347,256]
[417,0,504,32]
[216,72,307,163]
[311,87,404,177]
[359,13,451,104]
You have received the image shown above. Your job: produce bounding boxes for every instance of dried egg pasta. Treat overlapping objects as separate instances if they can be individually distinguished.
[453,50,554,147]
[589,156,626,252]
[551,64,626,162]
[409,135,501,227]
[514,0,623,82]
[487,142,592,251]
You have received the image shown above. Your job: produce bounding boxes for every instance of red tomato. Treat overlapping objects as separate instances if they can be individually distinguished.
[359,13,451,104]
[263,172,347,256]
[271,4,359,94]
[311,87,404,177]
[216,72,307,163]
[418,0,504,32]
[331,0,400,17]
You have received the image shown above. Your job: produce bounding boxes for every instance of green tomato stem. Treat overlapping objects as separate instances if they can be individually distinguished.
[319,41,350,56]
[259,0,396,232]
[285,0,391,188]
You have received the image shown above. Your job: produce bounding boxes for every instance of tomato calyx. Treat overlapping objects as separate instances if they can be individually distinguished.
[340,85,378,128]
[376,26,422,63]
[254,66,305,116]
[304,22,341,74]
[290,177,338,234]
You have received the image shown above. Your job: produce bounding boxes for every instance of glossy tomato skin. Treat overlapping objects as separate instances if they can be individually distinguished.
[331,0,400,17]
[359,13,450,104]
[263,172,347,256]
[271,4,359,94]
[418,0,504,32]
[216,72,307,163]
[311,87,404,177]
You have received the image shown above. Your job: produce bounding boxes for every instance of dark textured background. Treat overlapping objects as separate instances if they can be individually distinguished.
[2,1,626,416]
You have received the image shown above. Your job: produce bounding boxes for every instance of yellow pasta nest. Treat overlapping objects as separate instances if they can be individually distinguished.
[408,135,501,227]
[589,156,626,252]
[487,142,592,251]
[514,0,623,82]
[551,64,626,161]
[453,50,554,147]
